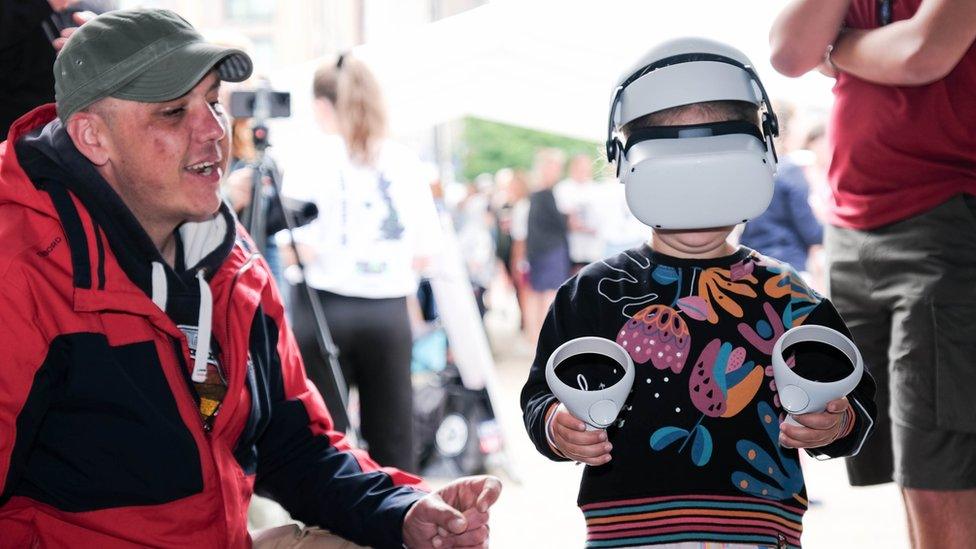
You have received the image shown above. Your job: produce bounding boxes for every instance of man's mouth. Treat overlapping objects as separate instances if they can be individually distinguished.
[185,160,217,176]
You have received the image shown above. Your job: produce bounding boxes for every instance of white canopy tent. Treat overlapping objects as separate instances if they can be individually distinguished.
[269,0,834,146]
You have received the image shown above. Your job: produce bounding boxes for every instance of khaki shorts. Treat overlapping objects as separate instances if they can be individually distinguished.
[252,524,370,549]
[826,194,976,490]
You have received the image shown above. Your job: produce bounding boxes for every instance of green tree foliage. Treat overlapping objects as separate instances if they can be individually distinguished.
[460,117,602,181]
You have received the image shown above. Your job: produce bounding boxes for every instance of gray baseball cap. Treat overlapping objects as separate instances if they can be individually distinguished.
[54,8,253,121]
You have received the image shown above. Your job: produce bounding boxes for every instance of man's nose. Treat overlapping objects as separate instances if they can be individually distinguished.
[195,102,227,143]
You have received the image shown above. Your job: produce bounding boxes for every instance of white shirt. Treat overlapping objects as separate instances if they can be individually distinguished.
[554,178,607,263]
[279,134,442,299]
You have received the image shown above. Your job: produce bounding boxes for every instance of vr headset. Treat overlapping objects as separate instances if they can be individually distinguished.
[606,38,779,230]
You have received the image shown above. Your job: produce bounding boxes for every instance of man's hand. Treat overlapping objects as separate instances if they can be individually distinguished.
[402,475,502,549]
[549,402,612,465]
[779,397,852,449]
[52,11,95,52]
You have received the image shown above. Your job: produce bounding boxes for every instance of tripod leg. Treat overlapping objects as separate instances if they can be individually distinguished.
[289,283,352,433]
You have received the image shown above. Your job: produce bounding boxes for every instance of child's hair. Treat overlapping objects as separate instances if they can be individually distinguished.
[621,100,760,138]
[313,55,388,165]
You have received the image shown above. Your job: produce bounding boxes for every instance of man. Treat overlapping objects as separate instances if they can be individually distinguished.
[770,2,976,548]
[0,8,499,549]
[553,154,604,273]
[521,148,569,345]
[739,103,825,283]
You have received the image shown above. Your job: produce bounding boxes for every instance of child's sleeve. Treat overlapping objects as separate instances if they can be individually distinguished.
[797,299,878,459]
[519,274,597,462]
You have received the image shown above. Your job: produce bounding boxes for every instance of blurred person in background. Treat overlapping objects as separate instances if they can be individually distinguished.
[279,54,442,473]
[772,1,976,547]
[594,160,651,257]
[521,148,570,345]
[739,102,825,288]
[554,153,606,272]
[0,0,110,140]
[500,168,533,334]
[800,118,833,226]
[490,168,516,286]
[455,175,496,317]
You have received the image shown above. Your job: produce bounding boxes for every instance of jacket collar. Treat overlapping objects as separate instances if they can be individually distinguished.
[12,106,237,303]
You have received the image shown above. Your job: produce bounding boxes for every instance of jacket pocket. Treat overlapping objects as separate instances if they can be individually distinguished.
[933,303,976,433]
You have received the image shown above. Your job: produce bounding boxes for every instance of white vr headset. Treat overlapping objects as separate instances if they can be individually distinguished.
[545,337,635,430]
[606,37,779,230]
[771,325,864,426]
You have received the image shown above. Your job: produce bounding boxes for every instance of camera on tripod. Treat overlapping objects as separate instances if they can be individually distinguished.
[229,83,291,150]
[229,88,291,122]
[226,82,317,236]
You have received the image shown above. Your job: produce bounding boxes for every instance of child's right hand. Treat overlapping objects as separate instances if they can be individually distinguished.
[547,403,613,466]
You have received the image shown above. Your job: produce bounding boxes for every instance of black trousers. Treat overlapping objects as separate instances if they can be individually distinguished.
[290,286,417,473]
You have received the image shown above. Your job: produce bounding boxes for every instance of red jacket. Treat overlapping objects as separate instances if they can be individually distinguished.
[0,106,425,548]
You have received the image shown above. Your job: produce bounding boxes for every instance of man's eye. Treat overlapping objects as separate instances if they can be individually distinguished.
[210,101,224,113]
[164,107,186,117]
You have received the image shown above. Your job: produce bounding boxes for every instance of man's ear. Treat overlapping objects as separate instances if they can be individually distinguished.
[65,110,111,166]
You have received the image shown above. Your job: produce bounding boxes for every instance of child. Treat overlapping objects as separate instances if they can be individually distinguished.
[520,37,877,549]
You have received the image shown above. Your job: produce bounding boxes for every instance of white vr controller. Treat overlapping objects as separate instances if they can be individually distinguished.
[545,337,635,430]
[771,325,863,426]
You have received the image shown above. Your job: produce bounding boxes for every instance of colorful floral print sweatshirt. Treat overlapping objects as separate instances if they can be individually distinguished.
[521,245,877,549]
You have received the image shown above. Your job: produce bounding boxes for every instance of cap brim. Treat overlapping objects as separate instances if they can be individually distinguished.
[111,42,253,103]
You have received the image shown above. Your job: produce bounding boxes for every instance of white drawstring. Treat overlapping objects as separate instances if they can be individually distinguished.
[191,270,213,383]
[151,262,167,311]
[151,262,213,383]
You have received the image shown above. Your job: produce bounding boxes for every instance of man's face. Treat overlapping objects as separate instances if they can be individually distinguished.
[97,71,228,229]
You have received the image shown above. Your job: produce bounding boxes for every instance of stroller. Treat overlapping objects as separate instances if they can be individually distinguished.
[411,279,502,478]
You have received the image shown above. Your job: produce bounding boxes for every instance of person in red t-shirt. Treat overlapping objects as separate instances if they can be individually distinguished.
[770,1,976,548]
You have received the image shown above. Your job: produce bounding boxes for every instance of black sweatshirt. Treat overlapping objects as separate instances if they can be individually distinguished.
[521,245,877,548]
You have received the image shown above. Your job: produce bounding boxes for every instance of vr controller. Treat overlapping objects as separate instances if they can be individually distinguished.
[545,337,635,430]
[771,325,863,426]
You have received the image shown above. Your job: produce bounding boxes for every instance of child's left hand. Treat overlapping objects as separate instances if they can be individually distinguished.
[778,397,852,449]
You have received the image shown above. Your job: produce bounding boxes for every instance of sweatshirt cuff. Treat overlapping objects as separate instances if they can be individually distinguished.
[808,397,874,460]
[544,400,568,459]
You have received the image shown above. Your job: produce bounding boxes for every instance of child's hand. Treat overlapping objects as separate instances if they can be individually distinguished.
[779,397,852,449]
[548,403,613,465]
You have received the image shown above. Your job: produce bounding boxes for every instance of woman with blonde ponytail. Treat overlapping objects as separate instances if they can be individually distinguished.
[281,54,442,473]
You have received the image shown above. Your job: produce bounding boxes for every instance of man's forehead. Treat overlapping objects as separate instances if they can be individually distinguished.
[187,70,222,96]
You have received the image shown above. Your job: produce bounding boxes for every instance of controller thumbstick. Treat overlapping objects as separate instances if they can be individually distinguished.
[778,385,810,414]
[589,400,619,427]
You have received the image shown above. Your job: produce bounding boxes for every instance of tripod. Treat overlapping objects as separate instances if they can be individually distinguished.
[241,123,359,445]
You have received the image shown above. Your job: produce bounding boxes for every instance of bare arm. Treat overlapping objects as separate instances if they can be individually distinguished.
[769,0,853,77]
[831,0,976,86]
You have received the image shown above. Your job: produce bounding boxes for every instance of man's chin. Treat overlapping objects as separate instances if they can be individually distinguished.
[186,199,223,223]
